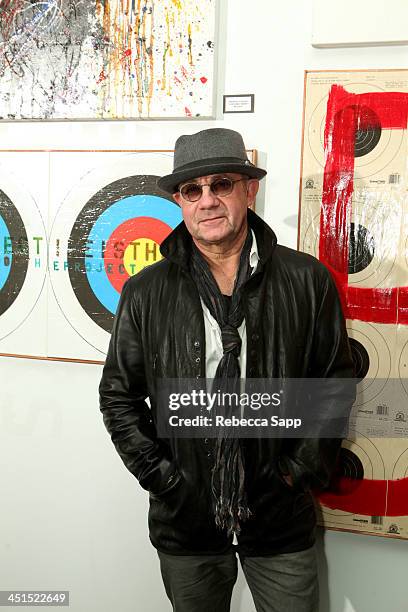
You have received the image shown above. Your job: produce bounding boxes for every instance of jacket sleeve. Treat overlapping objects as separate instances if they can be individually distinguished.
[99,279,181,496]
[279,267,356,491]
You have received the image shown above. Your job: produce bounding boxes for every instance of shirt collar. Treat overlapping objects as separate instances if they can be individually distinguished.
[249,228,259,273]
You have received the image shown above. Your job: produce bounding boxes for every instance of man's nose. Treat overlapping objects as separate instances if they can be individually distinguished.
[197,185,219,208]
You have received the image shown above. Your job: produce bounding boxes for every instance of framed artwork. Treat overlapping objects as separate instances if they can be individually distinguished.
[0,1,217,120]
[0,148,258,362]
[299,69,408,540]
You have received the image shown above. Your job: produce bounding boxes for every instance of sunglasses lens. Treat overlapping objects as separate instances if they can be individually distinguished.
[211,178,233,196]
[179,177,237,202]
[180,183,202,202]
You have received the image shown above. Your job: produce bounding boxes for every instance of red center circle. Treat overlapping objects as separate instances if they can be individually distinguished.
[104,216,173,293]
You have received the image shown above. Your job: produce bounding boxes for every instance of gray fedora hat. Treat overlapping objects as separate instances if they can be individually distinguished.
[157,128,267,194]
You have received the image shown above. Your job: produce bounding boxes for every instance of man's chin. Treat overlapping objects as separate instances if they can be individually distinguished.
[196,229,231,245]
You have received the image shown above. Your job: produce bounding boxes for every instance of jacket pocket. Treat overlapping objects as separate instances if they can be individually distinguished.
[149,469,183,501]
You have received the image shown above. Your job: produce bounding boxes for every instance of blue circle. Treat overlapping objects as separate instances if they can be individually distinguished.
[85,194,181,314]
[0,215,12,291]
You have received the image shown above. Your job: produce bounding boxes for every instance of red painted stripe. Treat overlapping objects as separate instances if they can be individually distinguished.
[317,477,387,516]
[388,478,408,515]
[398,286,408,325]
[316,475,408,517]
[346,286,398,324]
[344,91,408,129]
[326,267,406,325]
[323,87,408,129]
[320,86,355,282]
[319,85,408,325]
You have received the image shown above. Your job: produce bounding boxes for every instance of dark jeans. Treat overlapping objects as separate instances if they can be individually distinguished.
[158,545,319,612]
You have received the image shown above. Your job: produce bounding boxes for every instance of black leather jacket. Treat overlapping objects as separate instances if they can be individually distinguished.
[99,210,355,556]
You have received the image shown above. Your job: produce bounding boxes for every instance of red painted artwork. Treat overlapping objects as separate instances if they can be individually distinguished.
[299,71,408,539]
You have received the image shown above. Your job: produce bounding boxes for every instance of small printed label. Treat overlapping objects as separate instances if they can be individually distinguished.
[223,94,254,113]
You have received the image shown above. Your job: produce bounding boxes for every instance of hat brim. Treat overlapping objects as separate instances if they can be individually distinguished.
[157,161,267,194]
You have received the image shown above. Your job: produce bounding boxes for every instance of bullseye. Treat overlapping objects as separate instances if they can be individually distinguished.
[123,238,163,276]
[65,175,182,334]
[103,216,170,294]
[48,154,182,355]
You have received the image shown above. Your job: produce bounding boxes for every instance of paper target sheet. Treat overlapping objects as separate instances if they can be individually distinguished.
[299,70,408,539]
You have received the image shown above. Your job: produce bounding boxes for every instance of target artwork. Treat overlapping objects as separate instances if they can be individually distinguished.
[299,70,408,539]
[47,151,182,360]
[0,149,257,361]
[0,0,216,120]
[0,151,181,360]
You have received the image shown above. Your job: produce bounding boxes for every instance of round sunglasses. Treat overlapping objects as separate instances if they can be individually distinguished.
[178,177,248,203]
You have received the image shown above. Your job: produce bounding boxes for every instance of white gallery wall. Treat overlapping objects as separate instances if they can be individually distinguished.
[1,1,407,611]
[312,0,408,47]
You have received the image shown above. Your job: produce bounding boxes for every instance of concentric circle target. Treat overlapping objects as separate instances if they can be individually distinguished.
[346,321,391,406]
[349,337,370,382]
[301,215,377,276]
[307,82,404,176]
[0,190,28,316]
[338,434,384,480]
[392,447,408,479]
[353,106,382,157]
[67,175,180,333]
[49,152,182,356]
[348,222,375,274]
[0,171,47,344]
[338,447,365,479]
[300,194,398,288]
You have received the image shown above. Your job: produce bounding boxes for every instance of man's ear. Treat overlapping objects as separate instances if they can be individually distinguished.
[173,192,182,207]
[247,179,260,208]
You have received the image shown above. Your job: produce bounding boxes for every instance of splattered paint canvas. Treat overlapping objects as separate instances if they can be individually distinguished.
[0,0,216,120]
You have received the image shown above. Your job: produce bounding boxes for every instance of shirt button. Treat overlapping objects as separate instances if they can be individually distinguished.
[252,333,259,341]
[194,341,200,348]
[195,357,201,363]
[204,438,209,445]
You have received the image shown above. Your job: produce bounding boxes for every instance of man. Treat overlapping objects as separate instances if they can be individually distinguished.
[99,128,355,612]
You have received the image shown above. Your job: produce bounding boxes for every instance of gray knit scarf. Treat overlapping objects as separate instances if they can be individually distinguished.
[190,230,253,536]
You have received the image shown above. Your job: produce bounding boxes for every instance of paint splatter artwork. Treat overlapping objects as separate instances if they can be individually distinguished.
[0,0,216,119]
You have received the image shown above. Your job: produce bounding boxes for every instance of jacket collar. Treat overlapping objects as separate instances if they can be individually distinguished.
[160,208,277,270]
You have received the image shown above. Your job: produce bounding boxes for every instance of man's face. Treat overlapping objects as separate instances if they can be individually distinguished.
[173,172,259,247]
